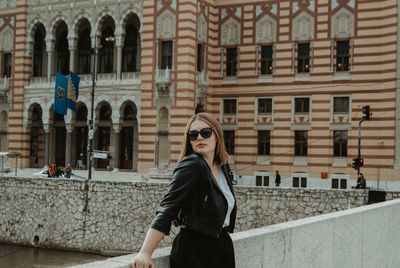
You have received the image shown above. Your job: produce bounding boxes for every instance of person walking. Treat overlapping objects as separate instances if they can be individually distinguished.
[131,112,237,268]
[275,170,281,187]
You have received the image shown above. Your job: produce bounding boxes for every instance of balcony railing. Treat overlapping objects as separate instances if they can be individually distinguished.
[121,72,140,82]
[29,76,47,85]
[197,70,209,86]
[0,77,11,101]
[97,72,116,81]
[155,68,171,84]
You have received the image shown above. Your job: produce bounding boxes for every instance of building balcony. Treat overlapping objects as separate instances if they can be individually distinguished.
[0,77,11,101]
[196,70,209,87]
[155,68,172,97]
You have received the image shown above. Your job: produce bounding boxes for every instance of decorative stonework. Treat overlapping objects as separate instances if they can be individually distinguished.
[0,0,16,9]
[331,8,354,38]
[293,0,315,14]
[0,26,13,51]
[221,17,241,45]
[156,9,176,39]
[197,14,207,43]
[292,11,314,41]
[255,15,277,43]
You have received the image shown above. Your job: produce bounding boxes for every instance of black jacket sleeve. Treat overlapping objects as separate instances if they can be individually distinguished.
[150,155,206,235]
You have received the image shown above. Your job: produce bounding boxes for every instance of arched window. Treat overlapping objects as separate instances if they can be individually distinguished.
[33,24,46,77]
[76,105,88,121]
[77,28,91,74]
[124,105,135,120]
[55,22,69,75]
[122,24,138,72]
[99,105,111,121]
[99,26,114,73]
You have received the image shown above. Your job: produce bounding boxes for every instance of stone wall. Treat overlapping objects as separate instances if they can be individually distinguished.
[0,177,393,254]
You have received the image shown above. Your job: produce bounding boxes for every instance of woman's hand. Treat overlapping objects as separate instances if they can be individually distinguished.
[130,252,154,268]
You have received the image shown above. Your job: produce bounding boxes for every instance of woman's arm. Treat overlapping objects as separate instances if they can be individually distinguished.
[130,228,165,268]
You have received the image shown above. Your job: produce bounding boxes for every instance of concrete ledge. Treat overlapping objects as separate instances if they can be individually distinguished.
[70,199,400,268]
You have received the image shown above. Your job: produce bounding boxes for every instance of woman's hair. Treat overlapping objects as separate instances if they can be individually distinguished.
[178,112,229,166]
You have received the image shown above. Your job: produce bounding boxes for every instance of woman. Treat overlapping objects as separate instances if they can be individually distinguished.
[131,112,236,268]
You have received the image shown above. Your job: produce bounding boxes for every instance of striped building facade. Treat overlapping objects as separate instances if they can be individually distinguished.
[1,0,400,189]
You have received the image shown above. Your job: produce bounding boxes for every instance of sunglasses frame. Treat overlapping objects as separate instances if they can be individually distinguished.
[187,127,213,141]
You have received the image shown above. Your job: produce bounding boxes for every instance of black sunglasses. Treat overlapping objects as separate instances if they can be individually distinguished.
[187,127,213,141]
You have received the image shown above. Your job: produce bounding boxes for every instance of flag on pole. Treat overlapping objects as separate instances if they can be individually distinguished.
[54,72,68,115]
[67,71,80,112]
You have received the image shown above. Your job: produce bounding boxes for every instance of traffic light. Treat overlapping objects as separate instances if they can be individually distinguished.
[362,105,370,120]
[352,158,359,170]
[352,157,364,170]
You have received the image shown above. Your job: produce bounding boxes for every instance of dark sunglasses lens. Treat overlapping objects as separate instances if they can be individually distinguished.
[187,131,199,141]
[200,128,213,138]
[187,128,213,141]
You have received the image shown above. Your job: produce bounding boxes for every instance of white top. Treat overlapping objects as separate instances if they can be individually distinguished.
[218,167,235,227]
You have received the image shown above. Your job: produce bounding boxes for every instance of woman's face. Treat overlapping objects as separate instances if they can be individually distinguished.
[188,119,217,159]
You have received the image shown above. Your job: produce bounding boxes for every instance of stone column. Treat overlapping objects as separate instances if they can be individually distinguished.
[65,124,73,166]
[113,123,121,170]
[69,48,76,73]
[43,124,50,168]
[46,51,53,82]
[116,45,122,79]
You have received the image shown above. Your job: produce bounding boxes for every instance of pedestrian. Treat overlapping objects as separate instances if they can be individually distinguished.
[64,164,72,178]
[275,170,281,187]
[47,163,56,178]
[130,112,237,268]
[356,173,366,189]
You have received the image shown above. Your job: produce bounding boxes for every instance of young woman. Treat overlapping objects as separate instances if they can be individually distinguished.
[131,112,236,268]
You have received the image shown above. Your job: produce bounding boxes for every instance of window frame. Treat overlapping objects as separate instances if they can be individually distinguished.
[159,40,173,70]
[258,130,270,156]
[260,44,273,75]
[258,98,273,114]
[223,99,237,115]
[295,130,308,156]
[3,52,12,78]
[256,175,269,186]
[223,130,235,155]
[297,42,310,73]
[336,40,350,72]
[333,130,348,157]
[294,97,310,114]
[333,96,350,114]
[226,46,238,77]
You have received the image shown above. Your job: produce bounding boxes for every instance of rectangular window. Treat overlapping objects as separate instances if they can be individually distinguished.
[3,53,12,78]
[295,131,308,156]
[224,130,235,155]
[334,130,348,157]
[333,96,349,113]
[293,177,299,187]
[301,177,307,188]
[336,40,349,71]
[226,47,237,76]
[197,43,203,72]
[260,45,273,75]
[297,43,310,73]
[30,127,38,157]
[256,175,269,186]
[161,41,173,69]
[340,179,347,189]
[332,178,347,189]
[332,178,339,189]
[223,99,236,115]
[258,98,272,114]
[258,131,270,155]
[295,97,310,113]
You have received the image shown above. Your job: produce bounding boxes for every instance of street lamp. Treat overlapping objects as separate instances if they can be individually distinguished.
[88,34,115,181]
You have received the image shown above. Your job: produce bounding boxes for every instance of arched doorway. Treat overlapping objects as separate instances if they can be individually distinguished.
[52,110,66,167]
[95,102,112,169]
[29,105,44,167]
[119,102,137,170]
[73,103,88,168]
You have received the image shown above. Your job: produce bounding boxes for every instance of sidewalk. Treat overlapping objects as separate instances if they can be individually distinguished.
[3,167,146,183]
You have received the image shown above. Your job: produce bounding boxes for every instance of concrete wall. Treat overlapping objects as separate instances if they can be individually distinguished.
[73,199,400,268]
[0,176,396,254]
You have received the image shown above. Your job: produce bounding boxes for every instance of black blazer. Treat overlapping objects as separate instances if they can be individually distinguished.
[150,154,237,238]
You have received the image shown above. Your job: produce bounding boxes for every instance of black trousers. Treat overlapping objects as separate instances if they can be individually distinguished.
[170,228,235,268]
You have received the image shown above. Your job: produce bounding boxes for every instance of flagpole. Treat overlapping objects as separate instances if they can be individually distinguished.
[88,34,97,181]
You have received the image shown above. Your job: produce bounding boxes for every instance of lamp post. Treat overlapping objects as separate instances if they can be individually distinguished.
[88,34,115,181]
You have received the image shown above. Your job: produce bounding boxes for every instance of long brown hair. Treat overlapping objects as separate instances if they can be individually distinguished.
[178,112,229,166]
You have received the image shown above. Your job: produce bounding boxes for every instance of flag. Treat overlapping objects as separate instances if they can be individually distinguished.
[67,71,80,112]
[54,72,68,115]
